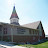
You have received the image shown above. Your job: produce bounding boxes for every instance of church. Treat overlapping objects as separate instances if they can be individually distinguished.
[0,6,45,43]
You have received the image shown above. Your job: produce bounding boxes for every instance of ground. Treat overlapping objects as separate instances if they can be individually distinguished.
[0,41,48,48]
[18,41,48,48]
[0,41,26,48]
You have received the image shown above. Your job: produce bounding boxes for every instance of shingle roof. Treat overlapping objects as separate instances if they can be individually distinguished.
[10,6,19,19]
[45,35,48,37]
[22,21,41,29]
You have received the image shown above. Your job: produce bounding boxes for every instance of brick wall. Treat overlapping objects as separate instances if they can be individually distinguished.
[13,35,39,43]
[3,35,11,41]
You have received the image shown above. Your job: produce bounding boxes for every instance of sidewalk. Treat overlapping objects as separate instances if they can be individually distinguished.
[0,41,26,48]
[0,45,26,48]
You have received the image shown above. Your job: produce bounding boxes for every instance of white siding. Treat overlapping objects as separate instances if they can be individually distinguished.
[39,24,42,36]
[10,18,19,23]
[12,27,30,35]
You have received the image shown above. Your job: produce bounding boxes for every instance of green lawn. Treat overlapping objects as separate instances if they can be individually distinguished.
[18,41,48,48]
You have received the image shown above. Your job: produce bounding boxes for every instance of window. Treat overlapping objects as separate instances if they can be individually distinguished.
[3,28,7,34]
[29,29,31,34]
[31,30,33,35]
[33,30,35,35]
[17,28,26,34]
[36,31,38,35]
[0,25,2,31]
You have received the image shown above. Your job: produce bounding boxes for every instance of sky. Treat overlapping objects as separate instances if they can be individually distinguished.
[0,0,48,35]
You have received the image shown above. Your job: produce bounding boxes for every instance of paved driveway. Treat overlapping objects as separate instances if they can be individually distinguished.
[0,41,26,48]
[0,46,4,48]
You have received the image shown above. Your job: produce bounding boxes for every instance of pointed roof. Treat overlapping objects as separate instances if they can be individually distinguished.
[22,21,41,29]
[12,6,16,13]
[10,6,19,19]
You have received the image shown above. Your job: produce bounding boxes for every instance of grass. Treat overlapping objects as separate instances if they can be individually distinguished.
[18,41,48,48]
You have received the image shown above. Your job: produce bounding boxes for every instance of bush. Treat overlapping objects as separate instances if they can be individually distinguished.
[5,39,10,42]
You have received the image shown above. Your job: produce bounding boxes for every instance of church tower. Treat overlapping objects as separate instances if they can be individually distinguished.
[10,6,19,25]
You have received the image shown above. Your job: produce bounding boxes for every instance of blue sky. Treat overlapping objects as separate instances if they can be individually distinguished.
[0,0,48,35]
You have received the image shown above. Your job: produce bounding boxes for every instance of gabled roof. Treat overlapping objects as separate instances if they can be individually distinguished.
[45,35,48,37]
[22,21,41,29]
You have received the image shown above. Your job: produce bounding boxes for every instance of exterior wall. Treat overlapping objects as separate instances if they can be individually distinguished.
[0,25,2,36]
[10,18,19,23]
[0,23,39,43]
[11,26,39,43]
[7,25,11,35]
[0,24,12,41]
[40,29,45,40]
[10,26,39,36]
[37,23,45,40]
[12,27,29,35]
[3,35,11,41]
[3,25,11,35]
[41,26,45,39]
[13,35,39,43]
[0,25,3,40]
[38,23,42,36]
[0,36,1,40]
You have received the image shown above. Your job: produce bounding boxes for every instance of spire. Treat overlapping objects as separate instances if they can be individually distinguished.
[10,6,19,25]
[10,6,19,19]
[12,6,16,13]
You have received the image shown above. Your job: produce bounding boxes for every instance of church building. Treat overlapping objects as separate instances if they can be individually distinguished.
[0,6,45,43]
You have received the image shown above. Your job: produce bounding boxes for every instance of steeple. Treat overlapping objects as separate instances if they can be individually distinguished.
[10,6,19,19]
[12,6,16,13]
[10,6,19,25]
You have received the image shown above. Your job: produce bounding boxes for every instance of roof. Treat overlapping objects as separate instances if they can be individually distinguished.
[10,6,19,19]
[45,35,48,37]
[22,21,41,29]
[0,22,39,30]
